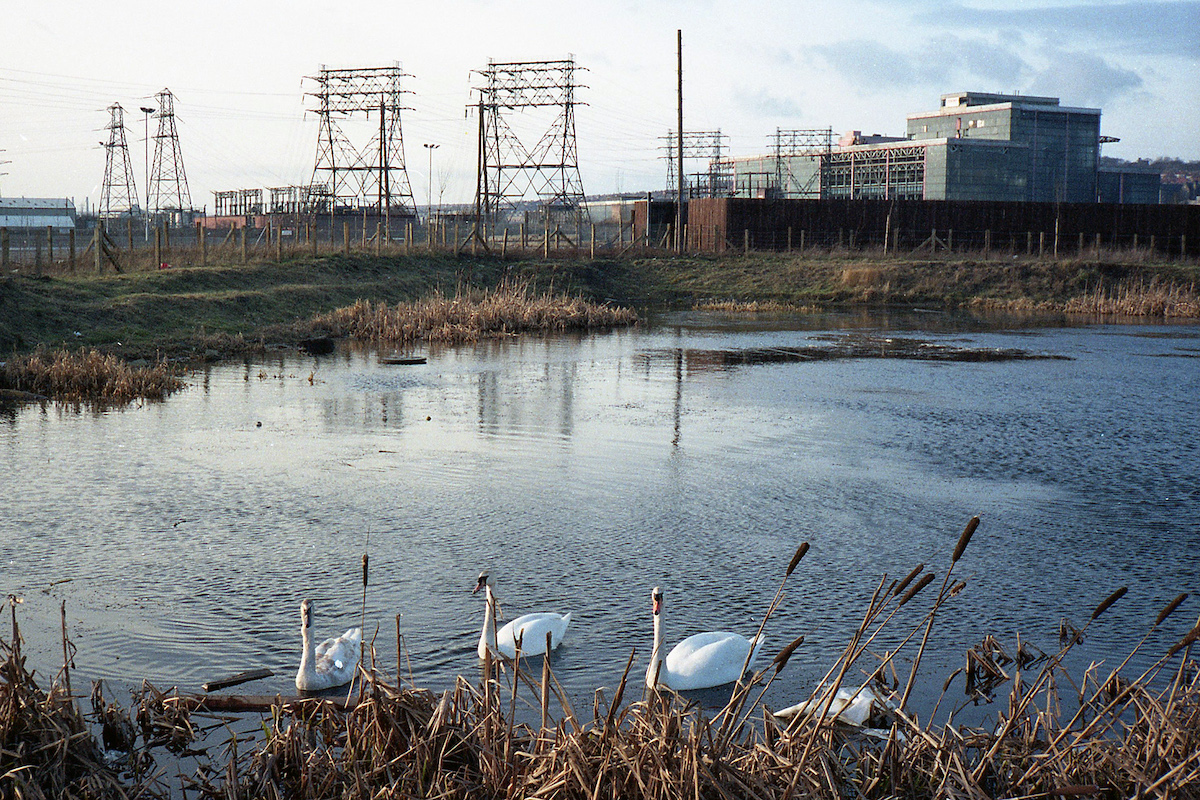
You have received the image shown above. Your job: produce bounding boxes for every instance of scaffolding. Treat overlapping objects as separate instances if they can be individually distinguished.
[473,58,588,231]
[99,103,139,219]
[306,65,417,220]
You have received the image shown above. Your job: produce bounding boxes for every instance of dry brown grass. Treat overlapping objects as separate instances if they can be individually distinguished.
[311,279,638,345]
[976,277,1200,317]
[694,299,822,313]
[1,347,185,405]
[4,517,1199,798]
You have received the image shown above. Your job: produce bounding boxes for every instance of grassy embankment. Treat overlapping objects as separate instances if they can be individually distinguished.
[2,249,1198,362]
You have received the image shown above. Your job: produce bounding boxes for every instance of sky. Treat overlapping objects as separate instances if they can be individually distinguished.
[1,0,1197,212]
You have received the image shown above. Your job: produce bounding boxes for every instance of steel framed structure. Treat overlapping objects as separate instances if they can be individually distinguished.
[473,58,588,231]
[661,130,730,199]
[100,103,139,219]
[772,128,833,198]
[306,65,417,219]
[147,89,193,215]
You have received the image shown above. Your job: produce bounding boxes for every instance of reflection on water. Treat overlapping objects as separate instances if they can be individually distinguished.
[2,311,1198,718]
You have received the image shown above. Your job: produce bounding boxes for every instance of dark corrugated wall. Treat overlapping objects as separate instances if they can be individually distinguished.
[674,198,1200,256]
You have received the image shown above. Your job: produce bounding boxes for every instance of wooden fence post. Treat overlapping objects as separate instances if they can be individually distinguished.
[1095,232,1101,256]
[1026,231,1032,255]
[163,220,170,255]
[68,228,76,271]
[947,229,953,251]
[375,222,381,256]
[199,223,207,266]
[502,228,509,258]
[799,229,806,252]
[1149,234,1156,254]
[343,222,350,255]
[47,225,55,265]
[154,226,162,268]
[590,224,595,259]
[984,229,991,256]
[0,227,8,270]
[94,223,103,273]
[1183,235,1188,258]
[1077,232,1084,254]
[240,226,247,264]
[744,228,750,254]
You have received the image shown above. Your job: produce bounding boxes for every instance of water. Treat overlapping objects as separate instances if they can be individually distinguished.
[3,311,1199,719]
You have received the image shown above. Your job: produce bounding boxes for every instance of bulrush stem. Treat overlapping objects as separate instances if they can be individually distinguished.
[716,542,809,739]
[900,517,979,711]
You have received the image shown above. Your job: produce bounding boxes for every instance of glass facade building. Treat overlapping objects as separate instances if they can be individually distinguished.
[733,92,1107,203]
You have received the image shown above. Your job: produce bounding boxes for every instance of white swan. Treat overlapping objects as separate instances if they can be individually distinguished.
[473,572,571,658]
[773,685,894,728]
[295,598,362,692]
[645,586,765,691]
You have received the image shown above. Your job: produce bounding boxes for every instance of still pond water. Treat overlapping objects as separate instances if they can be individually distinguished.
[3,310,1199,717]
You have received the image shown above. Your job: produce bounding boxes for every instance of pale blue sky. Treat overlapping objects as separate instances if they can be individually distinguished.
[1,0,1196,209]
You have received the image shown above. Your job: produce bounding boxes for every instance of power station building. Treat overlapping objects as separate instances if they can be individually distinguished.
[733,92,1156,204]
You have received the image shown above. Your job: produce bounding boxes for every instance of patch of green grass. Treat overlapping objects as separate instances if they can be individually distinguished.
[2,250,1196,361]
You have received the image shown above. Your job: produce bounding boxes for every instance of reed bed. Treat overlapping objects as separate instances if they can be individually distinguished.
[311,280,638,346]
[977,277,1200,317]
[693,299,822,313]
[1,347,185,405]
[4,518,1199,799]
[1061,277,1200,317]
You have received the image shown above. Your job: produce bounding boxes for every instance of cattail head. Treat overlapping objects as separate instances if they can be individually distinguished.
[1153,593,1188,629]
[1091,586,1128,621]
[772,635,805,674]
[899,572,936,607]
[1168,624,1200,659]
[952,516,979,563]
[786,543,810,577]
[361,554,369,588]
[894,564,925,597]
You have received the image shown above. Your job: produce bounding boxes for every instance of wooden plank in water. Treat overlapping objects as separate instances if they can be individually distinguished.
[172,693,359,713]
[201,668,274,693]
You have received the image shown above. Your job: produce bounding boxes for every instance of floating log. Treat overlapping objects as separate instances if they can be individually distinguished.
[201,668,274,693]
[379,356,427,365]
[168,693,359,713]
[0,388,50,403]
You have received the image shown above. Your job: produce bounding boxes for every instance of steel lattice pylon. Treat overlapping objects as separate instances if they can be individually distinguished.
[147,89,193,213]
[661,130,730,199]
[99,103,139,219]
[306,65,416,218]
[771,128,833,198]
[473,58,587,230]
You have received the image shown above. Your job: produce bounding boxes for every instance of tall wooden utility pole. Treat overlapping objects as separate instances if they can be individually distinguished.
[676,30,685,252]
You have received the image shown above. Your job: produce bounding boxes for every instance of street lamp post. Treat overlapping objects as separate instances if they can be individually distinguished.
[422,143,439,226]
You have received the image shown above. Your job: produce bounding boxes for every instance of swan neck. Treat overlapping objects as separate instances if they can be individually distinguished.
[647,608,664,686]
[298,623,315,680]
[479,586,498,653]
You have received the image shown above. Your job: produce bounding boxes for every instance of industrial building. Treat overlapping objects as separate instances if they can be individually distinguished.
[0,198,77,231]
[733,92,1157,204]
